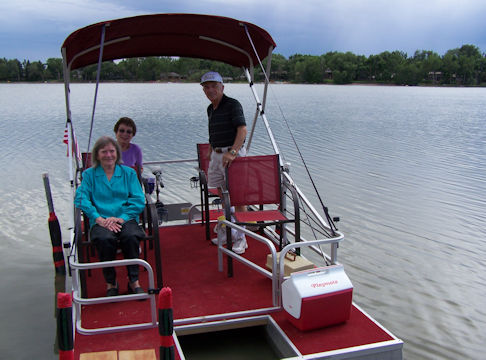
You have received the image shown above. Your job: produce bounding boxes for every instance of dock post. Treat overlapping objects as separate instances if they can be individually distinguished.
[42,173,66,275]
[158,287,174,360]
[57,292,74,360]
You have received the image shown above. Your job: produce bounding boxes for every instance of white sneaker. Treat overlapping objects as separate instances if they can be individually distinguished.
[212,235,248,254]
[211,237,227,245]
[232,237,248,254]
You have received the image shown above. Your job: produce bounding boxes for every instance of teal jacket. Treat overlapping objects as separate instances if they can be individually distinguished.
[74,164,145,228]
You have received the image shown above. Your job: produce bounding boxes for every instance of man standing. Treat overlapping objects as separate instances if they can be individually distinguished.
[201,71,248,254]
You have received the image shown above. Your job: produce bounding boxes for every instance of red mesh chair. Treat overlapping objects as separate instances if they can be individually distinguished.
[76,152,160,293]
[222,154,300,267]
[75,200,162,297]
[197,143,210,179]
[82,152,92,170]
[197,143,223,241]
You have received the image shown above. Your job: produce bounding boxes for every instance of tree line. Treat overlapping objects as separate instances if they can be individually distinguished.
[1,44,485,86]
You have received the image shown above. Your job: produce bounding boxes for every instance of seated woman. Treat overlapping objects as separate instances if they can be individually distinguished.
[74,136,146,297]
[114,117,143,173]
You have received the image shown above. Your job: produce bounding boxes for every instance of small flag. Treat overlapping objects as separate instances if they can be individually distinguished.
[64,125,81,161]
[63,127,68,145]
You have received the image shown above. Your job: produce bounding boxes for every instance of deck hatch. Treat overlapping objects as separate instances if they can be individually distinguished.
[175,315,300,359]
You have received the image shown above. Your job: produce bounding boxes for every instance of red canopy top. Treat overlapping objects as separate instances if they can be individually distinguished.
[62,13,276,70]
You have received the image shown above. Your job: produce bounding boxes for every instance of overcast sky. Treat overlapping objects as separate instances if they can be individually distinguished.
[1,0,485,62]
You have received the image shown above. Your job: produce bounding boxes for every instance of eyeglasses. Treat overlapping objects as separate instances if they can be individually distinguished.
[118,129,133,134]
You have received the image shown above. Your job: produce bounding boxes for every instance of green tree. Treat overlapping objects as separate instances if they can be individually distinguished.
[0,58,8,80]
[158,57,175,75]
[2,44,485,85]
[176,58,203,78]
[287,54,309,83]
[366,54,385,81]
[118,58,142,81]
[287,54,326,83]
[78,61,121,81]
[442,49,460,84]
[8,59,22,81]
[413,50,442,84]
[24,60,45,81]
[395,61,421,85]
[302,56,324,83]
[138,57,160,81]
[479,56,486,84]
[325,52,358,84]
[458,44,482,84]
[442,45,482,85]
[382,51,407,82]
[46,58,63,81]
[270,53,289,81]
[355,55,369,81]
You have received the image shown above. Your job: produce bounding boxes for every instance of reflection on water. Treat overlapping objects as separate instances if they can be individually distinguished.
[53,274,66,357]
[0,83,485,359]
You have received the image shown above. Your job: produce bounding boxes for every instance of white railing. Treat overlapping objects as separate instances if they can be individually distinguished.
[217,220,344,307]
[69,255,158,335]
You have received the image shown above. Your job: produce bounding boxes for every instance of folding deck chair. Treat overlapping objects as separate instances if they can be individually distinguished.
[221,154,301,275]
[76,153,161,296]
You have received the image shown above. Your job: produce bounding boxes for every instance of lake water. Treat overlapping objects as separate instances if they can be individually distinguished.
[0,83,485,360]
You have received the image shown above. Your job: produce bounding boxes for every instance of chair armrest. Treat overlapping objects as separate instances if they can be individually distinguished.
[199,169,208,187]
[139,193,153,232]
[144,201,159,238]
[145,200,163,288]
[74,207,84,245]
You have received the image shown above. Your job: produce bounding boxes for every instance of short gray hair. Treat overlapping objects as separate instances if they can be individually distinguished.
[91,136,122,167]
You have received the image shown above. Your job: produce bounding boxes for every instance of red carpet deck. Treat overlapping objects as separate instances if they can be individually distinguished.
[75,223,394,358]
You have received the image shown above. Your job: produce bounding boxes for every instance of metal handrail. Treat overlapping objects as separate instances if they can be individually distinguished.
[277,234,344,305]
[69,257,158,335]
[217,220,344,308]
[216,220,279,306]
[143,158,197,166]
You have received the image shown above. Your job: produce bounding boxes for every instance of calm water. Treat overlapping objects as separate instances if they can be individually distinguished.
[0,83,485,360]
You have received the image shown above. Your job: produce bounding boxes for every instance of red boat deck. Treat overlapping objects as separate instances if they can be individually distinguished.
[74,223,398,359]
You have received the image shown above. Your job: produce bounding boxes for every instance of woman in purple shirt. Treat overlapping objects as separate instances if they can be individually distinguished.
[114,117,143,173]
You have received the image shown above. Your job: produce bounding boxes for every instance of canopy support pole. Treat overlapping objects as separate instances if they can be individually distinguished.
[86,24,106,153]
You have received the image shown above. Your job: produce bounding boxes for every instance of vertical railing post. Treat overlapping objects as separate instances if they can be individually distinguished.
[158,287,175,360]
[57,293,74,360]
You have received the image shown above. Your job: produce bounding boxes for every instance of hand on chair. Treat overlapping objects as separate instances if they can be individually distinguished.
[222,152,237,167]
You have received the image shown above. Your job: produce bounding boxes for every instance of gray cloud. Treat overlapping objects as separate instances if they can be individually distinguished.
[1,0,485,61]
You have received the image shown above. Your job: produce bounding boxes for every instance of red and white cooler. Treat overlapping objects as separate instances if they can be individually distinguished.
[282,264,353,331]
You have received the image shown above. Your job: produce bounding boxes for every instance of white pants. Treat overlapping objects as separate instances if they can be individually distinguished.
[207,146,246,188]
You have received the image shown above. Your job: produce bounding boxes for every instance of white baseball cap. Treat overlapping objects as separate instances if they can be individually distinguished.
[200,71,223,84]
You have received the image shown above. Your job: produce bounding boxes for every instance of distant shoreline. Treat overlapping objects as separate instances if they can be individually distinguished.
[1,80,485,87]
